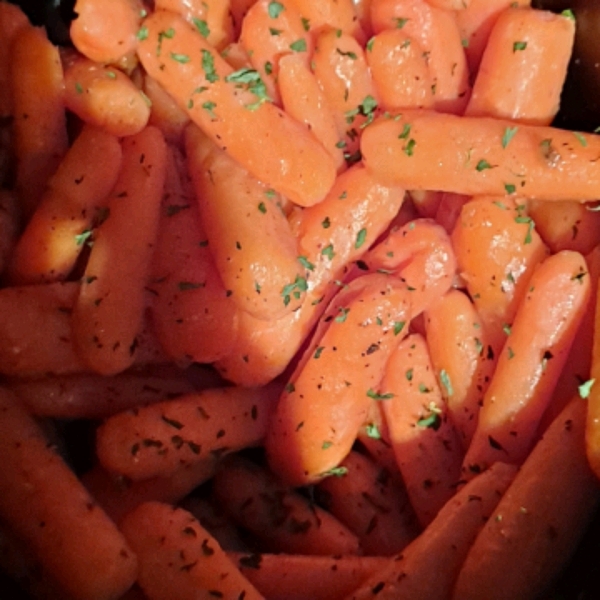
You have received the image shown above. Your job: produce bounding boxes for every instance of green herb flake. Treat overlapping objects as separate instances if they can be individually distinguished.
[476,159,493,171]
[268,1,285,18]
[321,466,348,477]
[406,368,413,382]
[336,48,358,60]
[225,68,271,110]
[75,82,83,94]
[393,321,405,336]
[193,18,210,38]
[290,38,307,52]
[201,101,217,118]
[265,61,273,75]
[579,379,595,399]
[298,256,315,271]
[281,275,308,306]
[366,37,375,52]
[396,17,408,28]
[321,244,335,259]
[367,389,395,401]
[574,132,588,147]
[439,369,454,397]
[258,202,267,214]
[513,41,527,52]
[322,441,333,450]
[321,216,331,229]
[416,404,441,430]
[75,230,93,246]
[364,422,381,439]
[201,49,219,82]
[301,17,310,31]
[355,228,367,249]
[403,138,416,156]
[170,52,190,64]
[561,9,575,20]
[335,307,350,323]
[504,183,517,195]
[502,126,518,149]
[136,26,149,41]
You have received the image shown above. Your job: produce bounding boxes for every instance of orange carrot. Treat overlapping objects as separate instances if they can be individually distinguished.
[137,10,336,207]
[463,250,590,475]
[361,110,600,201]
[72,126,167,375]
[287,0,364,39]
[0,387,138,600]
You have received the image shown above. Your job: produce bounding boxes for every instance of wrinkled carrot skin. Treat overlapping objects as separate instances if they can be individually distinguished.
[278,54,346,172]
[370,0,470,114]
[70,0,142,64]
[456,0,532,75]
[151,145,239,363]
[345,462,517,600]
[63,57,150,137]
[155,0,235,50]
[215,165,404,386]
[362,110,600,201]
[137,10,336,207]
[143,74,190,144]
[312,28,379,155]
[240,0,313,105]
[366,29,434,111]
[186,127,304,321]
[451,197,548,356]
[212,458,362,555]
[7,126,122,285]
[0,387,138,600]
[455,399,600,600]
[120,501,264,600]
[465,8,574,126]
[316,450,419,555]
[425,289,495,449]
[380,334,464,527]
[288,0,364,39]
[11,25,68,219]
[463,251,590,475]
[73,126,167,376]
[96,385,279,481]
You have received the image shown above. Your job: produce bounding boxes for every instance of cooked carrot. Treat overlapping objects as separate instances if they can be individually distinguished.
[278,53,346,172]
[72,126,167,376]
[96,385,280,481]
[287,0,365,39]
[150,143,240,363]
[454,399,600,600]
[408,190,443,218]
[369,0,470,114]
[316,450,419,555]
[137,10,336,207]
[424,289,495,448]
[155,0,235,50]
[451,197,548,357]
[0,190,19,276]
[425,0,470,9]
[11,25,68,219]
[212,457,361,555]
[366,29,434,111]
[344,462,517,600]
[455,0,532,74]
[379,334,464,527]
[70,0,143,64]
[465,8,575,126]
[221,41,253,70]
[7,125,122,285]
[463,250,590,475]
[64,57,150,137]
[239,0,313,105]
[362,110,600,201]
[230,0,258,38]
[185,125,305,321]
[232,553,390,600]
[0,387,138,600]
[434,192,470,233]
[120,501,264,600]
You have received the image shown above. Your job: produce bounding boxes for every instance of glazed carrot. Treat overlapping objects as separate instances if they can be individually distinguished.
[96,385,280,481]
[408,190,443,218]
[143,74,190,144]
[278,53,346,172]
[72,126,167,376]
[239,0,313,105]
[316,450,419,555]
[212,457,361,555]
[11,25,68,219]
[425,0,470,9]
[287,0,364,39]
[369,0,470,114]
[456,0,532,74]
[586,256,600,480]
[312,28,379,156]
[379,334,464,527]
[434,192,470,233]
[232,554,391,600]
[150,144,240,363]
[155,0,235,50]
[451,197,548,357]
[0,387,138,600]
[82,459,218,524]
[344,462,517,600]
[63,57,150,137]
[361,110,600,201]
[424,289,495,448]
[7,125,122,285]
[0,282,85,378]
[0,190,19,276]
[137,10,336,207]
[465,8,575,126]
[185,126,305,321]
[120,501,264,600]
[454,399,600,600]
[230,0,258,38]
[221,41,253,70]
[70,0,143,64]
[463,251,590,475]
[366,29,434,111]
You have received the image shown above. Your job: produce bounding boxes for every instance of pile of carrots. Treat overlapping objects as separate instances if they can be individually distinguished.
[1,0,600,598]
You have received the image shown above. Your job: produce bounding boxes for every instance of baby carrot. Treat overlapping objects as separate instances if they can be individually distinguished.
[463,250,590,475]
[137,10,336,207]
[143,74,190,144]
[72,126,167,376]
[361,110,600,201]
[287,0,364,39]
[0,387,138,600]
